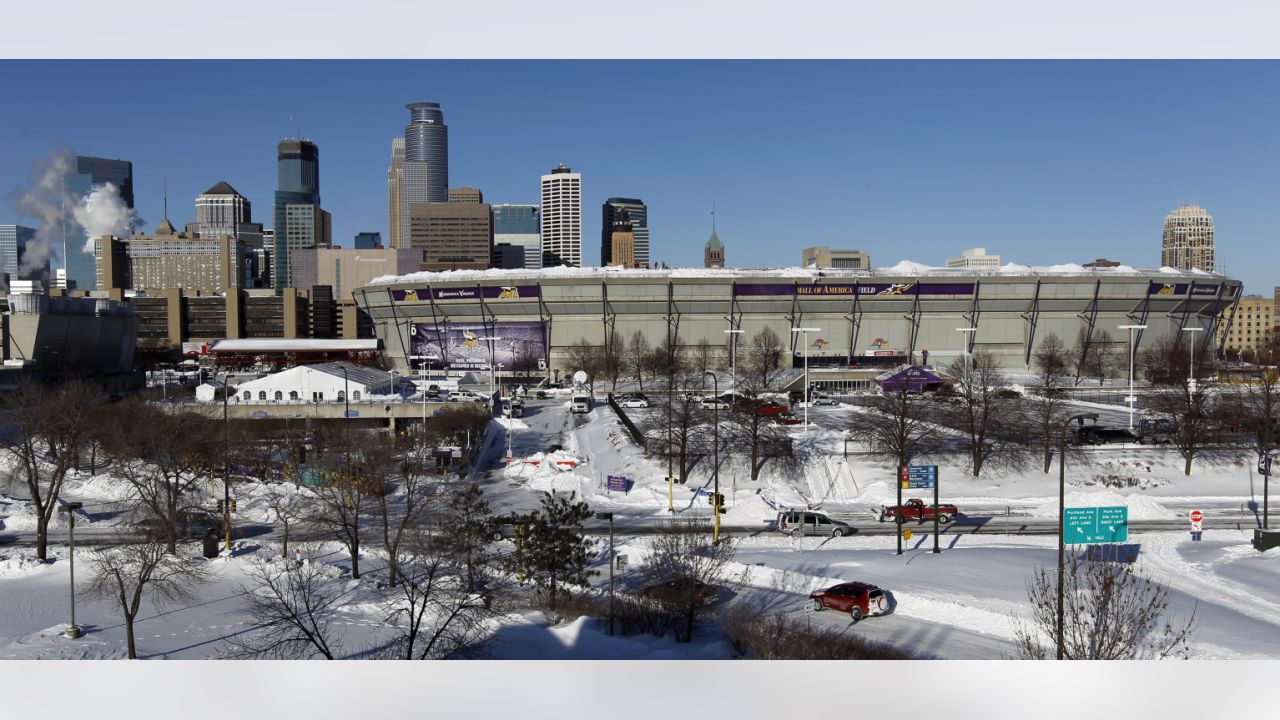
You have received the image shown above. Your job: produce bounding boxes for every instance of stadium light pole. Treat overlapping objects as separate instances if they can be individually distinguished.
[57,502,84,638]
[1058,411,1099,660]
[704,370,721,543]
[1118,325,1147,432]
[790,327,821,430]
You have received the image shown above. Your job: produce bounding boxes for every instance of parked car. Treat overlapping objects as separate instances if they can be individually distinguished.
[1073,425,1138,446]
[134,510,222,539]
[620,396,650,409]
[879,498,958,524]
[776,510,853,537]
[808,581,889,622]
[699,396,730,410]
[509,397,525,418]
[774,412,802,425]
[638,578,721,607]
[753,401,788,416]
[1136,418,1173,444]
[448,390,488,403]
[809,395,839,406]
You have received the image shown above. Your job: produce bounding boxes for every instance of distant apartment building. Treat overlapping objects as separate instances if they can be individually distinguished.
[0,224,36,284]
[1162,204,1215,272]
[540,165,581,267]
[802,246,870,270]
[1219,295,1273,356]
[96,219,243,293]
[947,248,1001,268]
[491,243,526,269]
[409,201,492,270]
[289,247,422,302]
[601,198,648,267]
[448,187,484,204]
[493,204,541,270]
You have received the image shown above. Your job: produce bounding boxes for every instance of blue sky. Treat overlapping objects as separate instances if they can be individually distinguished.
[1,60,1277,293]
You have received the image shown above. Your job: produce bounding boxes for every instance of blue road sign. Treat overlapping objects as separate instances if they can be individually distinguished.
[345,410,360,418]
[901,465,938,489]
[1065,506,1128,544]
[607,475,633,493]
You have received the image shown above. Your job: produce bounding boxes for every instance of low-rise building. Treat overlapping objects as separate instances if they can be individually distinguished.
[1219,295,1274,357]
[946,248,1001,268]
[228,361,395,404]
[802,246,870,270]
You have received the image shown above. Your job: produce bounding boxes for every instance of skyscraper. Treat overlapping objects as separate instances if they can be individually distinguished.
[601,198,648,267]
[397,102,450,246]
[1162,204,1215,272]
[273,139,324,289]
[185,181,267,287]
[386,138,404,248]
[607,210,637,268]
[540,165,581,267]
[0,224,36,284]
[409,201,492,270]
[354,232,382,249]
[67,156,134,291]
[493,204,541,270]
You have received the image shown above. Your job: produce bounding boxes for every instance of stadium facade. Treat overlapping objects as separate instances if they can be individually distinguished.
[353,266,1243,392]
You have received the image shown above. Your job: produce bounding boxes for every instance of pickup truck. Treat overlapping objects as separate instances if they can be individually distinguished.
[879,498,958,524]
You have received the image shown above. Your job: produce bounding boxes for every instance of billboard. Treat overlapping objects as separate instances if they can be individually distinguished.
[390,284,540,302]
[410,320,546,370]
[1148,282,1224,297]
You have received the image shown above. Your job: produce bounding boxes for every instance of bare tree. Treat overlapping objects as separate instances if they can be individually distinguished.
[744,327,784,391]
[603,332,625,391]
[1013,554,1196,660]
[648,378,704,483]
[640,518,741,642]
[1030,333,1071,473]
[628,331,651,391]
[1236,359,1280,527]
[382,526,497,659]
[691,340,714,378]
[2,379,103,560]
[305,427,384,578]
[849,387,942,474]
[1142,337,1220,475]
[1086,330,1120,386]
[262,484,304,558]
[84,540,211,659]
[945,350,1014,477]
[371,443,434,587]
[228,550,342,659]
[564,339,602,393]
[724,379,793,481]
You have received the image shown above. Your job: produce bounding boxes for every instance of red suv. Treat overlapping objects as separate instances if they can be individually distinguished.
[808,582,889,623]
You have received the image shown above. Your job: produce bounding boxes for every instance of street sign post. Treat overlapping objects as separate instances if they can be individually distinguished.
[1190,509,1204,540]
[1259,454,1273,476]
[901,465,938,490]
[1064,506,1129,545]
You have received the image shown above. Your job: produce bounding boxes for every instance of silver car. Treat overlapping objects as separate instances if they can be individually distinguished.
[776,510,852,538]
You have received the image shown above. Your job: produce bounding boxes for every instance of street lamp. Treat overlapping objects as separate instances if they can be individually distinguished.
[1058,411,1099,660]
[1181,327,1205,394]
[704,370,722,543]
[221,370,233,552]
[724,327,743,397]
[1118,325,1148,432]
[596,511,615,636]
[790,327,821,431]
[57,502,84,639]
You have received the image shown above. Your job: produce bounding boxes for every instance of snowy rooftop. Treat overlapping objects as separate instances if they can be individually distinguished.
[208,338,380,352]
[366,262,1227,287]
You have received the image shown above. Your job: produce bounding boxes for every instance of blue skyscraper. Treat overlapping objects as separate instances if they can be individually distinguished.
[272,139,325,288]
[493,204,540,270]
[0,224,37,284]
[67,156,134,290]
[354,232,381,249]
[395,102,450,248]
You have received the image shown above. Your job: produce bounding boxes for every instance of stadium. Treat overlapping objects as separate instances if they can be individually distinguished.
[353,263,1243,394]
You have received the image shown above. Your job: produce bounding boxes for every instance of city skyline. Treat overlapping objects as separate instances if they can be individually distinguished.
[2,61,1279,292]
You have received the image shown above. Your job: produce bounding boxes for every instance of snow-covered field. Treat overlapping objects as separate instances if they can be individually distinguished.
[2,396,1278,659]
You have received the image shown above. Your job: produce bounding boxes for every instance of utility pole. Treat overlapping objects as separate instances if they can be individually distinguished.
[58,502,84,639]
[791,327,820,430]
[704,371,721,542]
[222,371,232,552]
[596,512,615,635]
[1118,324,1147,432]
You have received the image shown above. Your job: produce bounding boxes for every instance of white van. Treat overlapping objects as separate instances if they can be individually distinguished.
[570,394,592,414]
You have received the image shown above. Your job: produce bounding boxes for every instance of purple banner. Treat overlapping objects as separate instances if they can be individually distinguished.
[1148,282,1224,298]
[607,475,634,493]
[390,284,541,302]
[410,320,546,371]
[735,282,974,298]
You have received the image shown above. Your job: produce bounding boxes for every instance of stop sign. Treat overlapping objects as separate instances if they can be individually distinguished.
[1190,510,1204,523]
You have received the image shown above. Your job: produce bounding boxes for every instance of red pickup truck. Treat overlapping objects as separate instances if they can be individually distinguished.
[879,498,958,524]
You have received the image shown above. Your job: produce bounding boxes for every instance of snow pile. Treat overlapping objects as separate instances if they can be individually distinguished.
[0,553,53,579]
[0,502,93,532]
[1029,491,1173,520]
[997,262,1032,273]
[504,450,588,492]
[880,260,933,275]
[1043,263,1087,273]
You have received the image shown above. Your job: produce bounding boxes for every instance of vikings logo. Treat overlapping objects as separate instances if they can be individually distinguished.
[1156,284,1176,295]
[461,330,479,350]
[869,338,888,349]
[497,286,520,299]
[877,283,915,296]
[810,338,829,350]
[401,289,419,301]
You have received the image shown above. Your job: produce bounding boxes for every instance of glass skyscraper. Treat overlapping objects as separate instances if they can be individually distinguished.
[68,156,134,290]
[0,224,36,284]
[493,204,541,270]
[272,140,323,288]
[601,198,649,267]
[395,103,449,246]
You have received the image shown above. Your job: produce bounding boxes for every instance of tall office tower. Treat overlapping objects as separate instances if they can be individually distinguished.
[1162,204,1216,272]
[493,204,541,270]
[601,198,648,267]
[398,102,449,244]
[607,210,637,268]
[67,156,134,291]
[449,187,484,203]
[272,139,324,288]
[409,201,492,270]
[0,224,37,283]
[540,164,581,267]
[386,138,404,248]
[186,181,266,285]
[353,232,382,249]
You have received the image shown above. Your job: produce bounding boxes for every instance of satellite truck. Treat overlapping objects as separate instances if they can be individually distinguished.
[570,369,592,413]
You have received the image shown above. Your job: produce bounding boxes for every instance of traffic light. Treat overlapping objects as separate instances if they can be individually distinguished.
[708,492,727,513]
[229,499,238,513]
[216,500,224,513]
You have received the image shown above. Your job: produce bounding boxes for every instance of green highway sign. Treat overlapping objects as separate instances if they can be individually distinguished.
[1064,506,1128,544]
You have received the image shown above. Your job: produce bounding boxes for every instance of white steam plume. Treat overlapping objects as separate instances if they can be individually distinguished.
[73,182,136,253]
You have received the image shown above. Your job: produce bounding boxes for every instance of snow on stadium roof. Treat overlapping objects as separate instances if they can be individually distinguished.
[365,262,1226,287]
[208,339,380,352]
